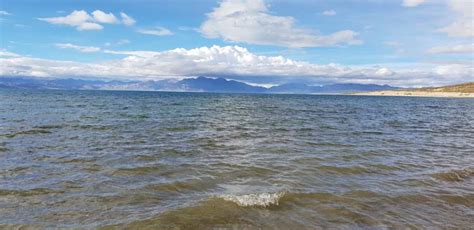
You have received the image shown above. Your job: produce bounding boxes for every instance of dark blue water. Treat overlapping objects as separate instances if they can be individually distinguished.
[1,89,473,229]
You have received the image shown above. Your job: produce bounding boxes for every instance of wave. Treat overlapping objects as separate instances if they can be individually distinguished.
[113,189,474,229]
[0,188,64,197]
[430,168,474,182]
[2,129,52,138]
[217,191,286,207]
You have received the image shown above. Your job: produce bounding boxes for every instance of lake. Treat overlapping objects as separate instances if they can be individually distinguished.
[1,89,473,229]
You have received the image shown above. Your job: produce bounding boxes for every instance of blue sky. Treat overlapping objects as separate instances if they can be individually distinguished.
[0,0,472,86]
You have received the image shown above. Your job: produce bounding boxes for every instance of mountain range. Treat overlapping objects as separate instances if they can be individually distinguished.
[0,76,399,94]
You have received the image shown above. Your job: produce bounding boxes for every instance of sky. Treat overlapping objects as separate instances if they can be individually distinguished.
[0,0,472,87]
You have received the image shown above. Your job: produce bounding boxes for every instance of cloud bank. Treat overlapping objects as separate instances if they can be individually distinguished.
[1,46,472,87]
[200,0,361,48]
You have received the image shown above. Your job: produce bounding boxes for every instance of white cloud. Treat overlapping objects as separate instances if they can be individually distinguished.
[402,0,427,7]
[38,10,103,30]
[38,10,135,30]
[200,0,361,48]
[0,54,97,78]
[92,10,118,24]
[433,64,472,76]
[77,22,103,30]
[55,43,101,53]
[120,12,136,26]
[322,10,336,16]
[137,27,173,36]
[428,43,474,54]
[437,0,473,37]
[1,46,472,87]
[375,68,395,76]
[0,50,20,57]
[104,39,130,47]
[401,0,473,37]
[0,10,11,16]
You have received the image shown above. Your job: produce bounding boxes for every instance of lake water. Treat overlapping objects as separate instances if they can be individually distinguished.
[1,89,473,229]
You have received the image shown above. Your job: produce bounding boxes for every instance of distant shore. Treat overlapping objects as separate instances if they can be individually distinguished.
[350,90,474,98]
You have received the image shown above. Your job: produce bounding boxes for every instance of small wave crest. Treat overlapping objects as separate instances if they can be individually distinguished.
[431,168,474,182]
[217,191,286,207]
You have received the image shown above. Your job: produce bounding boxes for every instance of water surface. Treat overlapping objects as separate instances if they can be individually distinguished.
[1,90,473,229]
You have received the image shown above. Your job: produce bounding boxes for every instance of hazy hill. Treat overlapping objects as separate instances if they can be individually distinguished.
[352,82,474,98]
[0,76,399,94]
[179,77,267,93]
[267,82,398,94]
[410,82,474,93]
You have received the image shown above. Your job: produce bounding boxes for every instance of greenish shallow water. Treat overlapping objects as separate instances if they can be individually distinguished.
[0,89,473,229]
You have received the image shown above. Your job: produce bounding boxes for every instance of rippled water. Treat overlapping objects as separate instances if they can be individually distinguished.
[1,89,473,229]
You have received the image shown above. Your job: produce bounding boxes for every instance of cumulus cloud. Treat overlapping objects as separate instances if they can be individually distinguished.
[401,0,473,37]
[120,12,136,26]
[1,46,472,87]
[92,10,118,24]
[437,0,473,37]
[137,27,173,36]
[200,0,361,48]
[322,10,336,16]
[38,10,102,30]
[38,10,135,30]
[428,43,474,54]
[375,68,395,76]
[55,43,101,53]
[402,0,427,7]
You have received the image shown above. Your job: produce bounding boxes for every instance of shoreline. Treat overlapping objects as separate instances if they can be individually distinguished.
[350,90,474,98]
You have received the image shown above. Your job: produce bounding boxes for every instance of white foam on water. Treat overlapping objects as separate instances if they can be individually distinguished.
[218,191,286,207]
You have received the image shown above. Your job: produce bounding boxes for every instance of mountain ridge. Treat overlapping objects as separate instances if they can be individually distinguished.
[0,76,401,94]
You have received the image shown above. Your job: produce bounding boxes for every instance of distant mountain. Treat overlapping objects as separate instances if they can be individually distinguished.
[0,77,115,90]
[268,82,398,94]
[99,77,267,93]
[0,76,399,94]
[318,83,399,93]
[179,76,267,93]
[267,83,321,94]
